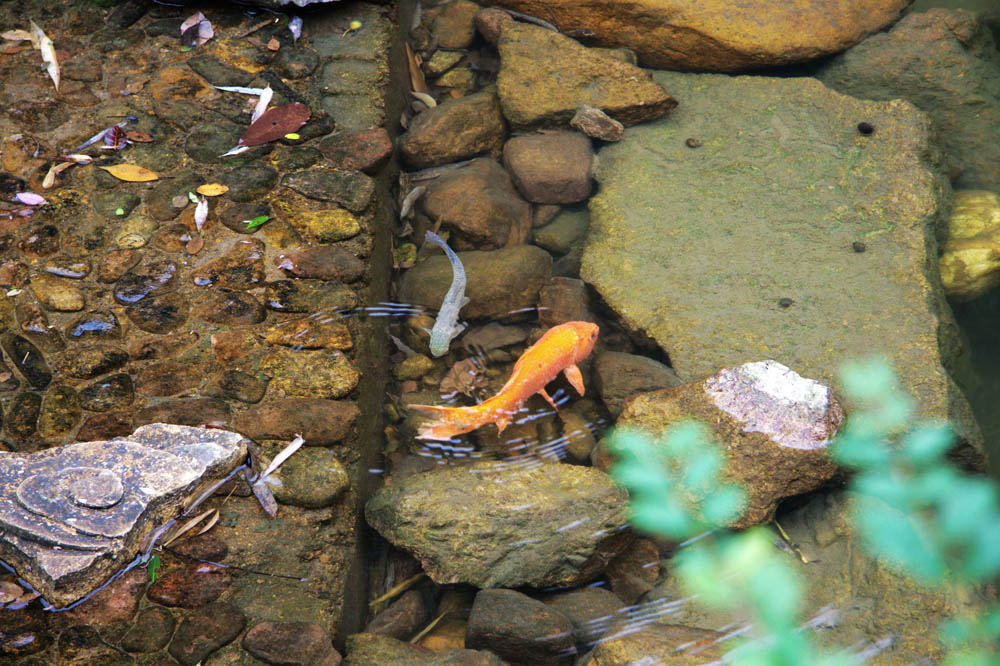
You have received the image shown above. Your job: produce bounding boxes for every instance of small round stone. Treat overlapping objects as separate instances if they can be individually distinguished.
[857,122,874,136]
[70,469,124,508]
[685,137,702,148]
[778,297,794,308]
[852,241,866,253]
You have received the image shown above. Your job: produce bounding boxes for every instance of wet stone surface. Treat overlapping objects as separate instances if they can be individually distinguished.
[0,424,247,606]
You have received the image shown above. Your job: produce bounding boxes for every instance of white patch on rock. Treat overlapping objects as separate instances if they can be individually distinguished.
[705,360,839,449]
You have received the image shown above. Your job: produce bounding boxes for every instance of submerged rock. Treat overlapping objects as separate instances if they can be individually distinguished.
[398,88,506,169]
[938,190,1000,301]
[617,360,842,528]
[487,0,908,72]
[243,621,342,666]
[496,21,676,128]
[578,622,722,665]
[344,632,504,666]
[466,588,576,665]
[0,424,248,607]
[365,461,631,588]
[580,70,985,466]
[503,130,594,204]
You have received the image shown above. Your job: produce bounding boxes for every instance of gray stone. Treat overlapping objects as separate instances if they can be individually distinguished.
[466,588,576,665]
[817,9,1000,192]
[593,351,683,418]
[343,632,505,666]
[365,462,630,588]
[580,70,985,466]
[269,447,350,509]
[281,168,375,213]
[0,424,248,607]
[398,88,506,169]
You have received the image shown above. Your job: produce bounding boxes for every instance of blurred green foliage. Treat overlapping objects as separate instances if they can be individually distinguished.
[609,358,1000,665]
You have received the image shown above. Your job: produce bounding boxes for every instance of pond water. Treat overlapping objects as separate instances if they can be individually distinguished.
[0,0,998,664]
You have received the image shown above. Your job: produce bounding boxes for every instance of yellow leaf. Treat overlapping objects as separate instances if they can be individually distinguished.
[99,164,159,182]
[196,183,229,196]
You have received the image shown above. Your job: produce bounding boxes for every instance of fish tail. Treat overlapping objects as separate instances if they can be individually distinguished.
[410,403,486,440]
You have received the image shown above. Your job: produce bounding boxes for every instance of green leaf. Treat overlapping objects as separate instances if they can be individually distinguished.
[901,424,954,466]
[702,485,746,526]
[187,191,199,203]
[853,496,946,582]
[244,215,270,230]
[147,554,161,583]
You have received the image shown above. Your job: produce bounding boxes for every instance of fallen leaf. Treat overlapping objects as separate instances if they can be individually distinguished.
[405,42,429,94]
[42,161,73,189]
[251,85,273,124]
[411,91,437,108]
[439,358,488,397]
[99,164,159,182]
[244,215,270,230]
[126,130,153,142]
[401,380,418,393]
[266,37,280,51]
[1,29,31,41]
[28,20,58,90]
[196,183,229,196]
[186,236,204,254]
[14,192,44,206]
[239,102,311,146]
[180,12,214,47]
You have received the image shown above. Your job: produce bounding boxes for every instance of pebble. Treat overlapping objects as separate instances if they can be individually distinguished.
[398,88,506,169]
[136,360,204,397]
[76,411,133,441]
[243,621,342,666]
[38,384,81,438]
[29,273,86,312]
[537,277,595,327]
[192,239,266,289]
[263,315,353,349]
[2,333,51,389]
[14,298,64,352]
[421,157,532,250]
[560,409,598,464]
[234,398,359,444]
[96,248,141,283]
[532,208,589,254]
[273,46,321,79]
[193,289,266,325]
[345,632,505,666]
[503,130,594,204]
[113,259,179,304]
[147,562,232,608]
[133,397,231,428]
[260,349,360,399]
[219,164,279,202]
[286,208,362,243]
[366,590,431,641]
[19,224,60,257]
[393,353,435,381]
[129,331,199,361]
[54,567,146,627]
[269,446,350,508]
[78,373,135,411]
[275,246,365,282]
[146,171,204,221]
[120,606,176,653]
[93,190,141,219]
[317,127,393,173]
[593,351,683,418]
[264,279,358,313]
[606,537,660,604]
[218,202,273,235]
[281,168,375,213]
[432,0,481,49]
[168,602,246,666]
[153,222,196,253]
[184,121,244,163]
[474,7,513,45]
[545,587,626,647]
[6,391,42,441]
[466,588,576,666]
[65,310,122,340]
[113,214,159,249]
[570,105,625,142]
[204,369,268,403]
[126,292,191,333]
[43,257,92,279]
[270,144,323,172]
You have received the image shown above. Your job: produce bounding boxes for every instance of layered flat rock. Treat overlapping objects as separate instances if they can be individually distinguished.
[496,21,676,128]
[365,461,630,589]
[580,71,985,465]
[485,0,909,72]
[817,8,1000,192]
[0,424,247,607]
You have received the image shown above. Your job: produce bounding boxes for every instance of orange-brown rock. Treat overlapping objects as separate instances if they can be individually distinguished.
[496,21,676,128]
[485,0,911,71]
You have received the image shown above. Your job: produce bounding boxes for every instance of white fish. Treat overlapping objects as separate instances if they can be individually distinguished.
[214,85,269,95]
[28,20,59,90]
[251,85,273,124]
[422,231,469,357]
[194,196,208,231]
[288,16,303,42]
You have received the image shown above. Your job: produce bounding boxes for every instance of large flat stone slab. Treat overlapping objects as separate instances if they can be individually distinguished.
[0,424,247,607]
[580,71,984,464]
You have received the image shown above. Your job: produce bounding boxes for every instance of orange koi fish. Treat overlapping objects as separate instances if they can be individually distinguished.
[411,321,599,441]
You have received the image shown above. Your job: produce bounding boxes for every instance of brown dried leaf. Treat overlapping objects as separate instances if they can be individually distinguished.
[42,160,74,189]
[99,164,158,182]
[126,130,153,143]
[239,102,311,146]
[124,78,148,94]
[266,37,280,51]
[405,42,429,94]
[186,236,204,254]
[439,358,488,397]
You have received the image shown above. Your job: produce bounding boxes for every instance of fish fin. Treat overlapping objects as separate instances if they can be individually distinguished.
[563,364,585,396]
[539,388,559,410]
[410,403,481,440]
[496,414,511,434]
